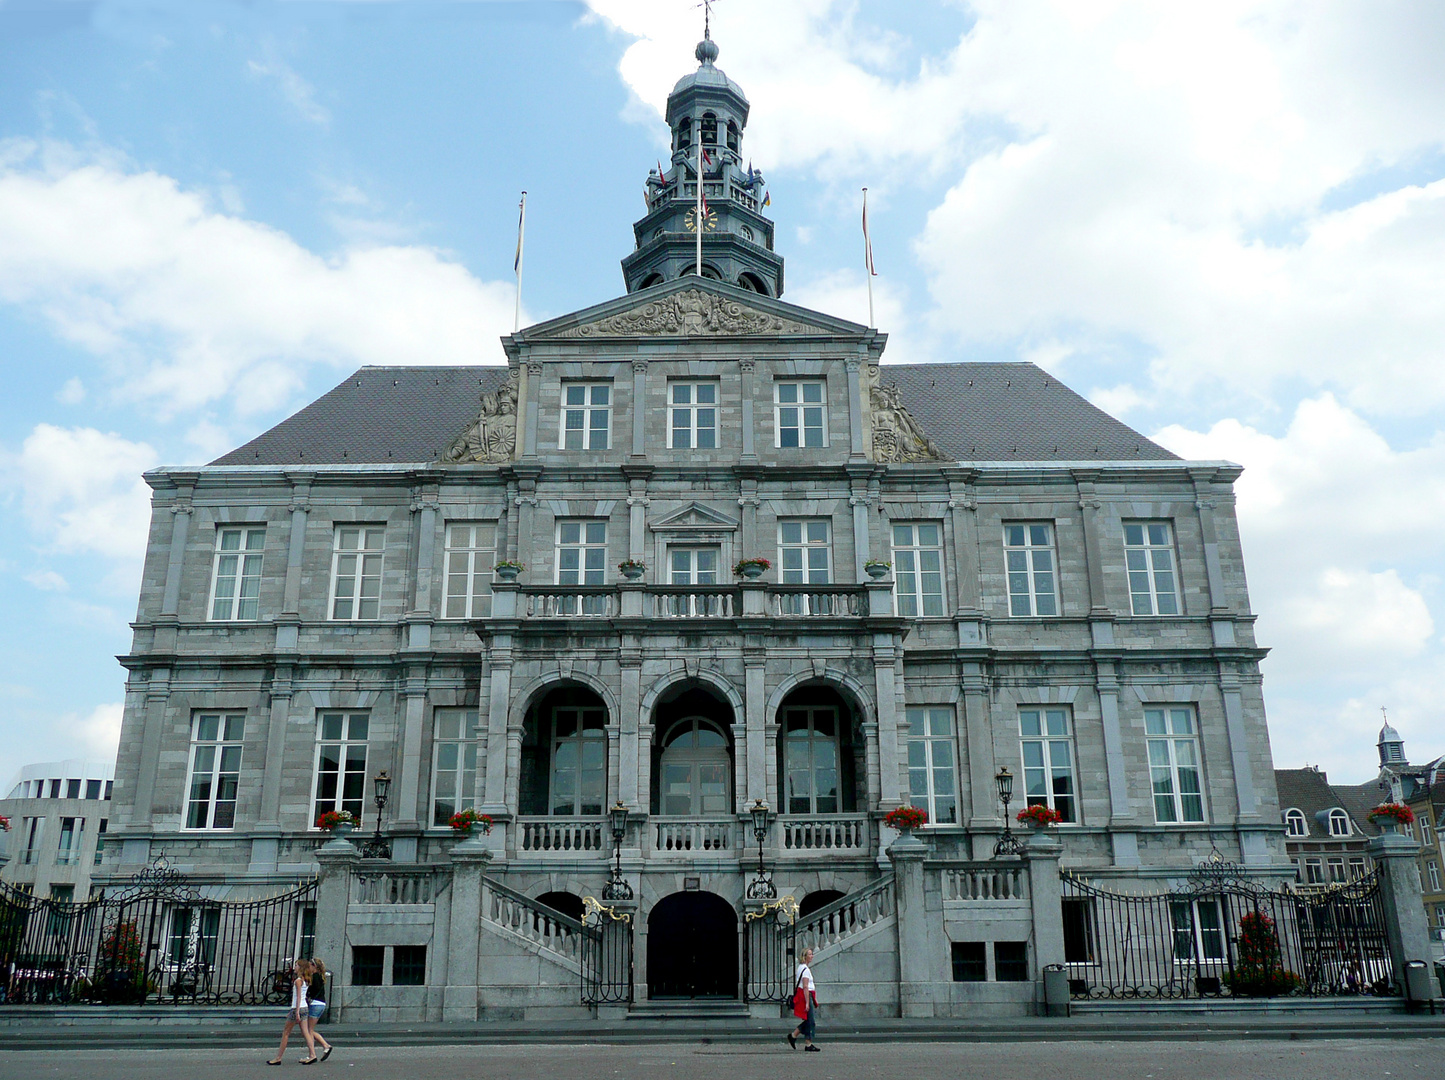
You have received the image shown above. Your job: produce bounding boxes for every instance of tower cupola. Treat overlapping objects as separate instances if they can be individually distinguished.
[1378,719,1407,767]
[621,33,784,297]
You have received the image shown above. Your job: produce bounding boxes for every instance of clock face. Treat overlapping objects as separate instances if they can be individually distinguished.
[684,207,719,233]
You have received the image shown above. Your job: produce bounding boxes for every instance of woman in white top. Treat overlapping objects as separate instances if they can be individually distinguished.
[787,947,820,1052]
[268,959,320,1065]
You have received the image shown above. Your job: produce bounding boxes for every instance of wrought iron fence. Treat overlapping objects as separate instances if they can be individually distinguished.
[1060,857,1396,1000]
[580,897,633,1005]
[0,859,317,1006]
[743,896,798,1003]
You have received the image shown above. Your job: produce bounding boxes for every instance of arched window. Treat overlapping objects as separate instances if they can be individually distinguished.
[726,120,739,152]
[658,717,731,816]
[677,123,691,150]
[699,264,722,280]
[783,707,840,815]
[1284,809,1307,837]
[520,689,607,817]
[700,113,718,145]
[1328,808,1351,837]
[737,272,769,296]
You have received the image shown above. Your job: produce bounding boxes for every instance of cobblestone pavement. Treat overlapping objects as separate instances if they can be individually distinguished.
[3,1040,1445,1080]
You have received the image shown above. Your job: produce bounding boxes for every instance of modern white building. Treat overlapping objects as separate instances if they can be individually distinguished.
[1,760,115,901]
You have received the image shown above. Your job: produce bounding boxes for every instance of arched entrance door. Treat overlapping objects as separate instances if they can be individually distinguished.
[647,892,738,999]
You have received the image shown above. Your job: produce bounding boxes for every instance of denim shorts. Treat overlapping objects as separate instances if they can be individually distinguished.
[307,1002,327,1020]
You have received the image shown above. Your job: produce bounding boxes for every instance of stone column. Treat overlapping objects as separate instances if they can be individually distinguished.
[868,580,902,808]
[739,359,756,461]
[944,473,985,647]
[738,484,760,560]
[251,664,293,872]
[159,490,194,620]
[631,360,647,458]
[845,358,866,460]
[522,361,542,458]
[480,593,516,819]
[1095,661,1138,867]
[281,477,312,624]
[1025,829,1066,1009]
[314,835,358,1018]
[960,664,997,829]
[887,830,933,1017]
[744,650,768,806]
[1369,832,1434,984]
[127,667,172,843]
[619,655,642,807]
[394,676,427,850]
[443,837,491,1021]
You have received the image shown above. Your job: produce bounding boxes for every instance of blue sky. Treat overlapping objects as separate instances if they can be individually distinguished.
[2,0,1444,790]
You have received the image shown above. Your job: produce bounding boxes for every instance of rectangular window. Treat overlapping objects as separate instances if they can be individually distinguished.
[556,520,607,616]
[994,941,1029,981]
[1124,522,1180,616]
[22,817,42,864]
[1430,862,1442,892]
[185,713,244,830]
[905,707,957,825]
[1062,898,1096,963]
[1327,857,1347,883]
[892,523,945,617]
[778,520,831,583]
[951,942,986,982]
[330,525,385,620]
[49,884,74,905]
[56,818,80,864]
[209,526,265,621]
[1305,858,1324,885]
[1145,706,1205,824]
[1004,523,1059,617]
[85,779,101,800]
[666,546,722,616]
[94,819,107,865]
[299,907,317,961]
[775,380,826,448]
[1348,857,1367,880]
[1422,815,1433,846]
[313,712,369,826]
[431,709,481,827]
[392,945,427,986]
[67,778,81,799]
[669,380,718,449]
[560,382,610,450]
[48,779,61,798]
[351,945,384,986]
[442,522,496,619]
[1171,899,1225,961]
[1019,708,1077,823]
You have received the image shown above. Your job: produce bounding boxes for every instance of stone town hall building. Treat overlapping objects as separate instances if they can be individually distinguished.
[103,36,1286,1017]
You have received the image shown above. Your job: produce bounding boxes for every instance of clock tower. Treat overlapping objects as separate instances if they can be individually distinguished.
[621,33,785,297]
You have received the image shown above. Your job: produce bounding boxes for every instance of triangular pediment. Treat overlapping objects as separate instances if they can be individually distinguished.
[650,502,740,531]
[513,278,873,341]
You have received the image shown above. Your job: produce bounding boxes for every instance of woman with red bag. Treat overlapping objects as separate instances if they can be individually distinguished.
[786,947,820,1052]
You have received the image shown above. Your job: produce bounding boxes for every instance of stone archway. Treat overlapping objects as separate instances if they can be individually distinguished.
[646,891,738,999]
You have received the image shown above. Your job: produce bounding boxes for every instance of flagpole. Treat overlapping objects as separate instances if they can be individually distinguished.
[862,187,874,328]
[696,120,704,278]
[513,191,527,333]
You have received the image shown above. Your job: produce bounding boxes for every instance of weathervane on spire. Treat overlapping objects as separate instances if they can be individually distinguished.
[697,0,720,41]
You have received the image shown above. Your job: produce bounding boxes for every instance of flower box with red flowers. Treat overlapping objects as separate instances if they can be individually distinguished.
[1367,803,1414,826]
[733,557,772,578]
[448,809,494,835]
[0,814,10,832]
[316,810,357,831]
[882,806,928,831]
[1017,804,1064,828]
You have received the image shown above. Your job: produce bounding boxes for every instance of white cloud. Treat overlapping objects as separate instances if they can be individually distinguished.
[23,569,68,592]
[0,140,521,419]
[246,52,330,126]
[787,269,918,358]
[65,702,123,762]
[56,377,84,404]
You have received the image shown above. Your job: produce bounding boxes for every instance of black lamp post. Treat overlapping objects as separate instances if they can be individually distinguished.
[602,801,633,900]
[360,771,392,859]
[992,766,1024,857]
[746,799,777,899]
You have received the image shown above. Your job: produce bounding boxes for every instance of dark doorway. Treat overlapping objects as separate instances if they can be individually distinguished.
[537,892,585,923]
[798,890,845,919]
[647,892,738,999]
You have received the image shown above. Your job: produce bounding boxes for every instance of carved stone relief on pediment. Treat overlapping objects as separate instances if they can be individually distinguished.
[865,364,947,463]
[444,368,519,464]
[554,289,817,337]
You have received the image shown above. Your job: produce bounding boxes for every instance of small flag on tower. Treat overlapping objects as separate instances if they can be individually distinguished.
[762,190,771,208]
[862,191,877,277]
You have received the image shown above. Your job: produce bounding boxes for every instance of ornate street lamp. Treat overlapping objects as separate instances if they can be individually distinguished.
[746,799,777,899]
[992,766,1024,857]
[602,801,634,900]
[360,771,392,859]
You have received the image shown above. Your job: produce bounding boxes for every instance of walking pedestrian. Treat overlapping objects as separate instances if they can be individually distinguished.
[267,959,319,1065]
[785,946,820,1052]
[303,958,334,1061]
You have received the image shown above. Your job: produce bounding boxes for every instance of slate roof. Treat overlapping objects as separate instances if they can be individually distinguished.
[210,361,1176,468]
[1274,768,1370,840]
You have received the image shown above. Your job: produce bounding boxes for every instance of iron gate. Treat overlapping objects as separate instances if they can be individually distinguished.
[0,859,317,1006]
[1060,856,1396,999]
[743,896,798,1003]
[580,897,633,1005]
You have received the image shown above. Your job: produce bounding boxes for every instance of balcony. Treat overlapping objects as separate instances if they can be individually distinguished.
[647,817,741,857]
[778,814,870,856]
[500,582,877,623]
[517,817,606,857]
[770,586,868,618]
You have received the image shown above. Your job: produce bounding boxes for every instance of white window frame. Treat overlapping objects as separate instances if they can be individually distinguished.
[560,382,611,451]
[1124,521,1181,616]
[1004,523,1059,617]
[774,379,827,448]
[56,817,81,865]
[778,519,831,584]
[183,712,244,831]
[311,711,370,828]
[442,522,496,619]
[1145,706,1206,824]
[329,525,385,621]
[1327,856,1347,883]
[1171,898,1226,963]
[1430,861,1442,892]
[555,520,608,616]
[208,526,265,621]
[1421,814,1433,847]
[1283,809,1307,837]
[1304,857,1324,885]
[1019,707,1078,824]
[668,380,719,450]
[905,706,958,825]
[1327,808,1351,837]
[430,709,481,828]
[892,523,945,618]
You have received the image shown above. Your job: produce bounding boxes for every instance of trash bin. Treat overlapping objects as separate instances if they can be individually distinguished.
[1435,960,1445,1000]
[1042,964,1070,1018]
[1403,960,1434,1014]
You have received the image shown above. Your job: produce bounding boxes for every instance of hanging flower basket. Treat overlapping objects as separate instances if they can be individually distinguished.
[733,557,771,579]
[617,559,647,580]
[863,560,892,579]
[1017,804,1064,828]
[882,806,928,832]
[1367,803,1414,827]
[448,809,494,836]
[493,560,524,583]
[316,810,357,834]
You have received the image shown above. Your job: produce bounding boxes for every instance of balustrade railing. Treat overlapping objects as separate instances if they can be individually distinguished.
[650,817,739,855]
[941,863,1028,902]
[779,815,869,854]
[353,868,446,906]
[650,585,739,618]
[770,585,868,617]
[480,876,584,966]
[523,587,614,619]
[795,874,895,956]
[518,817,606,855]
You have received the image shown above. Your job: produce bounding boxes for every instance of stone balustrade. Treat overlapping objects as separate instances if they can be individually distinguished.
[352,867,446,905]
[649,817,739,855]
[779,814,870,855]
[517,817,606,856]
[939,862,1029,902]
